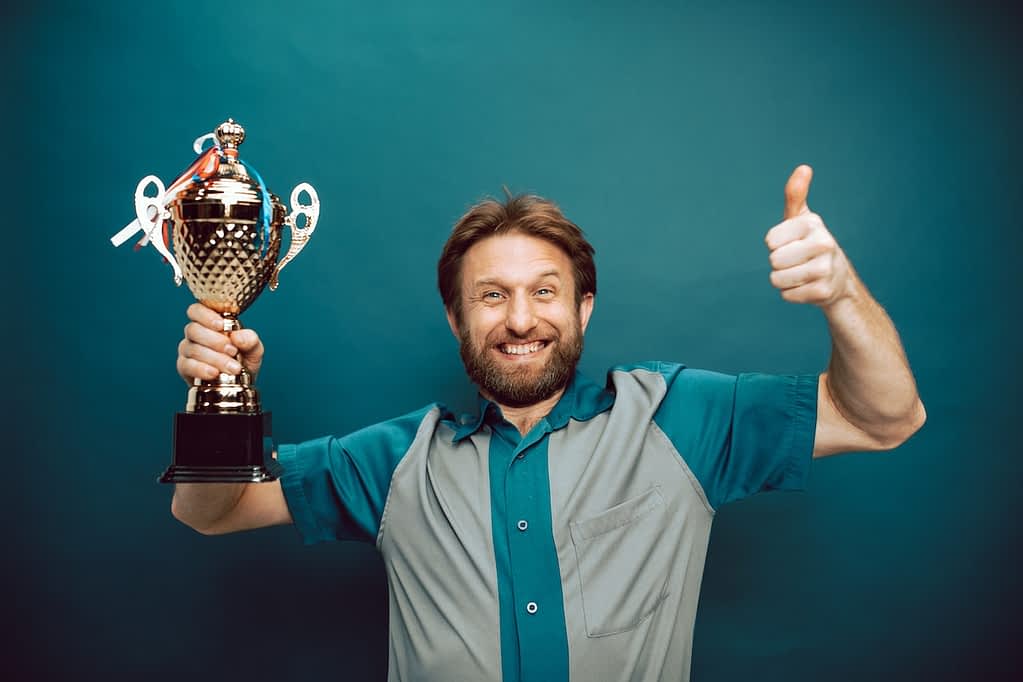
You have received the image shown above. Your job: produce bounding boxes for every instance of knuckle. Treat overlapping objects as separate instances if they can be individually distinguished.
[178,358,198,379]
[805,213,826,234]
[237,329,259,347]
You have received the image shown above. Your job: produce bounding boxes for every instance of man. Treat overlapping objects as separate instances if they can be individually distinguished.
[172,166,925,681]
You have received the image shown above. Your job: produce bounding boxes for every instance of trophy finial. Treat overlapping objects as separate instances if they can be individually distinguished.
[215,119,245,155]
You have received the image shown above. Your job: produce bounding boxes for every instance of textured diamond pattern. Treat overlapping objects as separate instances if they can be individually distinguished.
[171,175,283,316]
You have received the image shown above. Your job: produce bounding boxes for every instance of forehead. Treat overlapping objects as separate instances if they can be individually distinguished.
[461,233,574,287]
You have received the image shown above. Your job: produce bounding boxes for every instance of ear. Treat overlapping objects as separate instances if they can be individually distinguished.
[445,307,461,339]
[578,293,595,334]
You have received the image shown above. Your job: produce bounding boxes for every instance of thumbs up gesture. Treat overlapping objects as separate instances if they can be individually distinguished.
[765,165,852,308]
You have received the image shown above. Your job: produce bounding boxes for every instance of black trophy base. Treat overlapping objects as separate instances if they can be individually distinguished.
[159,463,283,484]
[161,411,281,484]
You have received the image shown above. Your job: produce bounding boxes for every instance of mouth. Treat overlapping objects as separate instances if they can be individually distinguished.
[497,340,549,356]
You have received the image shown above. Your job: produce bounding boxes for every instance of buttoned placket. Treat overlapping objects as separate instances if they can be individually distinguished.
[503,419,564,668]
[484,411,570,680]
[456,375,611,680]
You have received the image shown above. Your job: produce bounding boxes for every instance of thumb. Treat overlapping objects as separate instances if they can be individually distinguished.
[229,328,264,373]
[783,164,813,219]
[230,329,263,356]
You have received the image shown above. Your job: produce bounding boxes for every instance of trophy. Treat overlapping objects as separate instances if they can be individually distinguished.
[112,119,319,483]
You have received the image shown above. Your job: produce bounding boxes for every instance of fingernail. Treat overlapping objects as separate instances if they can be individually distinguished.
[224,345,238,356]
[227,361,242,374]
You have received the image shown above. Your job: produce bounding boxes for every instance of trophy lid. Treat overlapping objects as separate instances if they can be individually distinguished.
[215,119,245,157]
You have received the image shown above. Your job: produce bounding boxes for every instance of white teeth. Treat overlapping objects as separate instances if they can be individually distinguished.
[501,342,545,355]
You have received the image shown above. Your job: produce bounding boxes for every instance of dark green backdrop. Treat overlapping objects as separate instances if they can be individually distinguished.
[5,0,1019,680]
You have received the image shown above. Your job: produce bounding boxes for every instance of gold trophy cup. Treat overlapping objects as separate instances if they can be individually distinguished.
[114,119,319,483]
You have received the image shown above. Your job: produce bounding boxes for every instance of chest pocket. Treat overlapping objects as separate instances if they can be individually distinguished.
[569,486,670,637]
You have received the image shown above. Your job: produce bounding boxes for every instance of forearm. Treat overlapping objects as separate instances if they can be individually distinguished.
[821,269,925,447]
[171,483,247,534]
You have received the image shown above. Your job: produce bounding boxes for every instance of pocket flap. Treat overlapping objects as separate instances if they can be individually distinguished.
[570,486,664,542]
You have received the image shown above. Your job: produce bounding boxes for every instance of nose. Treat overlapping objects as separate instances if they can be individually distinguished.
[505,294,538,337]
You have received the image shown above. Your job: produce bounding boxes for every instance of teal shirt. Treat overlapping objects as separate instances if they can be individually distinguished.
[278,363,818,681]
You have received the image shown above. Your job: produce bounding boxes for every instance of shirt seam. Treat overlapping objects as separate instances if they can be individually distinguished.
[278,442,322,544]
[649,420,717,516]
[615,365,718,516]
[375,406,441,550]
[782,374,818,485]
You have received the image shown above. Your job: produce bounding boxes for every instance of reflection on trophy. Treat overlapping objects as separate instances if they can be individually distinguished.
[112,119,319,483]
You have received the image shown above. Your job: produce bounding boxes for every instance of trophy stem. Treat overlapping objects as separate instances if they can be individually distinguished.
[184,312,261,413]
[220,313,241,333]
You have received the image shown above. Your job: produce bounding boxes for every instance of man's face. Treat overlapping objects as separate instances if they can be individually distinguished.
[447,233,594,408]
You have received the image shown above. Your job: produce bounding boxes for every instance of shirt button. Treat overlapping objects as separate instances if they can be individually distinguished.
[517,520,528,532]
[515,453,525,460]
[526,601,538,615]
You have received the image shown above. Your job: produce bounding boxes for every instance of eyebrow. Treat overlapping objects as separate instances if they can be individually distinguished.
[472,271,563,288]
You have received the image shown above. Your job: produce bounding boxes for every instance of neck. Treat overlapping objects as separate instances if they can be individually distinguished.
[488,388,566,436]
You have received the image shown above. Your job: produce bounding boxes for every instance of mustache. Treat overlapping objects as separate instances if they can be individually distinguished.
[487,327,560,345]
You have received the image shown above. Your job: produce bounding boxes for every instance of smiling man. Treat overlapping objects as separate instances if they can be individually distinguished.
[172,166,925,682]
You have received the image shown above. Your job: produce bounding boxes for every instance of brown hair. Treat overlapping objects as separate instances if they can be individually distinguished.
[437,193,597,323]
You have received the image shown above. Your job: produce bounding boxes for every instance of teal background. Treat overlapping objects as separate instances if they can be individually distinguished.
[5,0,1019,679]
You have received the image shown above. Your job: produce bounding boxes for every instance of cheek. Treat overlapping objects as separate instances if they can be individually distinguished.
[548,304,580,329]
[463,313,503,344]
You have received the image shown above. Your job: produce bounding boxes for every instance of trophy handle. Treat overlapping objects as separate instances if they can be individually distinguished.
[269,182,319,291]
[134,175,183,286]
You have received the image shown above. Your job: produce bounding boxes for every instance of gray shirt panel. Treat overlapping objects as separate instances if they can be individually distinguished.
[378,408,503,681]
[550,368,714,682]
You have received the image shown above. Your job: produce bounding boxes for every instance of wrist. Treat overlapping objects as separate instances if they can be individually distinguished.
[820,265,863,316]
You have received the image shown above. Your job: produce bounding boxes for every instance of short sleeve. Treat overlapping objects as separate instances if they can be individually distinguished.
[652,365,818,509]
[277,404,439,545]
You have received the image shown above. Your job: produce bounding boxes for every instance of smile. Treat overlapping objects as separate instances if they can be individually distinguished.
[499,341,548,356]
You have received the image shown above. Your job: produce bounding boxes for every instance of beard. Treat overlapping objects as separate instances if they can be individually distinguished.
[458,321,584,408]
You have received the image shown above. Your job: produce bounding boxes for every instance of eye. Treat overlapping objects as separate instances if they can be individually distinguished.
[483,291,505,301]
[536,288,555,297]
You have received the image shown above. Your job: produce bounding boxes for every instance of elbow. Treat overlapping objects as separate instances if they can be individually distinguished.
[872,398,927,451]
[894,397,927,446]
[909,398,927,435]
[170,495,220,536]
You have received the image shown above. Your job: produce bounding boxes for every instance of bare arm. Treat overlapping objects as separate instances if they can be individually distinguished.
[814,272,926,455]
[171,303,293,534]
[171,481,292,535]
[766,166,926,457]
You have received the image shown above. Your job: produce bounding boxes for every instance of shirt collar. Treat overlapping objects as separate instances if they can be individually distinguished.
[452,370,614,442]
